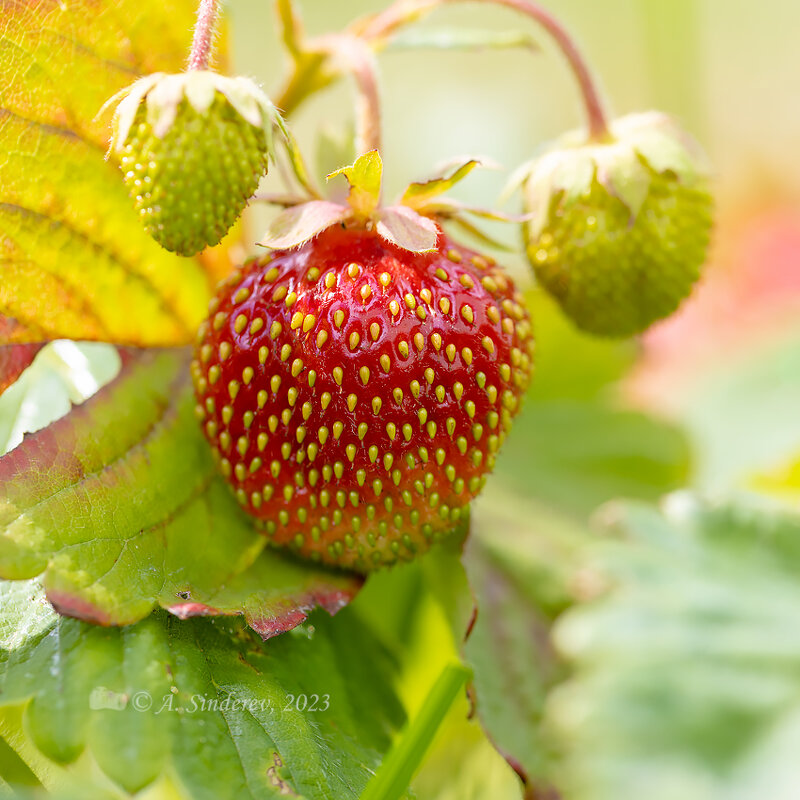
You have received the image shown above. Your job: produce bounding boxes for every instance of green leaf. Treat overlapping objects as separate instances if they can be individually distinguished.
[453,289,692,791]
[401,158,483,210]
[259,201,349,250]
[328,151,383,219]
[0,0,222,346]
[376,206,439,253]
[0,348,359,631]
[387,28,539,52]
[0,584,405,798]
[490,291,691,516]
[549,495,800,800]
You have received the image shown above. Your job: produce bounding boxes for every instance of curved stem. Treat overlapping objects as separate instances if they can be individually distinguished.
[362,0,609,139]
[188,0,219,71]
[492,0,609,139]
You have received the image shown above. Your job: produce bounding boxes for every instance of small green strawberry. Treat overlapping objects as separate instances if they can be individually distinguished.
[521,112,713,337]
[110,71,280,256]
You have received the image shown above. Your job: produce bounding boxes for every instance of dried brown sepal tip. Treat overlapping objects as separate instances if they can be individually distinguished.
[521,112,713,337]
[110,71,282,256]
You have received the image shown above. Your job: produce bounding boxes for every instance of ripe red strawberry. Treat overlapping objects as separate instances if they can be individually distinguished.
[192,225,533,570]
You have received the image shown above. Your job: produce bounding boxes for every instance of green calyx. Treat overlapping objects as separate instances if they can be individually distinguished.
[259,150,518,253]
[110,71,281,256]
[521,111,714,337]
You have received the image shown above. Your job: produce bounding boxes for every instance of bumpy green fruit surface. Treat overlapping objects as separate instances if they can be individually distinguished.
[111,71,277,256]
[522,112,713,337]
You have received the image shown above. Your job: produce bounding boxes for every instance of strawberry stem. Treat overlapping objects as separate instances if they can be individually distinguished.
[360,0,611,140]
[188,0,219,71]
[316,34,384,156]
[352,47,383,155]
[491,0,610,140]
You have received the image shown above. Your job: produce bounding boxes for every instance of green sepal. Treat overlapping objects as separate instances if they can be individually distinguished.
[110,71,280,150]
[520,112,711,238]
[328,150,383,219]
[522,149,596,240]
[401,157,485,210]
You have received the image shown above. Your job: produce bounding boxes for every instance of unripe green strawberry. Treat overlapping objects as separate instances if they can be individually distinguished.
[522,112,713,337]
[191,225,533,571]
[110,71,278,256]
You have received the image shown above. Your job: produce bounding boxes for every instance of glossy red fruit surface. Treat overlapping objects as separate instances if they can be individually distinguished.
[192,225,534,570]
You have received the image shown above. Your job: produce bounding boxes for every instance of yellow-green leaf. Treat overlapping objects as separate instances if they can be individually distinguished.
[0,0,226,347]
[328,150,383,219]
[401,158,483,210]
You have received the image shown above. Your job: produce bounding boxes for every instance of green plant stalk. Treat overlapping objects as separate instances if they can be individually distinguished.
[361,662,472,800]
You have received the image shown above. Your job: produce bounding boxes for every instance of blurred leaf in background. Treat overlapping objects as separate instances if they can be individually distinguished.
[549,495,800,800]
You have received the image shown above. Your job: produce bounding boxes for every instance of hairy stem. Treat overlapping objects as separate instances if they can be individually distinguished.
[188,0,219,71]
[314,34,383,155]
[348,43,383,154]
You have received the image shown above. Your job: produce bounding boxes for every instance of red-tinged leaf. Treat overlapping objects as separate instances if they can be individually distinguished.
[0,347,360,634]
[259,200,350,249]
[376,205,439,252]
[0,0,232,346]
[167,571,357,640]
[0,344,42,395]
